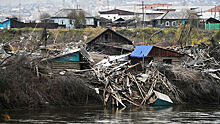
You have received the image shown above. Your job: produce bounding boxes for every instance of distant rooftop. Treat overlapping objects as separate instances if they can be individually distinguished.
[53,9,93,18]
[99,9,135,15]
[155,10,198,20]
[153,6,215,12]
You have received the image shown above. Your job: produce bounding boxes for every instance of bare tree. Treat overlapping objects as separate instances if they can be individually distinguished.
[40,13,51,23]
[177,9,199,47]
[67,10,86,28]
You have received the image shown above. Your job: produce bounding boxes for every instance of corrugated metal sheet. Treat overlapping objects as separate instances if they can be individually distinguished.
[130,46,153,58]
[130,46,183,58]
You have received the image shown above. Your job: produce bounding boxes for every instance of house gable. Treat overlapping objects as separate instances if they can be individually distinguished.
[86,28,133,55]
[87,28,133,45]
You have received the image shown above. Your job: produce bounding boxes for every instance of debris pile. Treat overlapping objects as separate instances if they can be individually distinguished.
[89,55,183,108]
[181,43,220,80]
[166,42,220,80]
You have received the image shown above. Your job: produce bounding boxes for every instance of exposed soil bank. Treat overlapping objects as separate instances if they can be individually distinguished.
[1,56,220,110]
[0,56,102,110]
[156,64,220,104]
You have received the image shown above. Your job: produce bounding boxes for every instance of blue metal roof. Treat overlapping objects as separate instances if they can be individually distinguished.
[130,46,153,58]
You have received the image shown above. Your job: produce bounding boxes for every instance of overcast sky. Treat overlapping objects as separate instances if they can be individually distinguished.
[0,0,219,7]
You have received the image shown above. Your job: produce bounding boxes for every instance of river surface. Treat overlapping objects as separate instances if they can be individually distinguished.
[1,105,220,124]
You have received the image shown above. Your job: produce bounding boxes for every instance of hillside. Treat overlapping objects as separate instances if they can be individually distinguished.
[0,27,219,51]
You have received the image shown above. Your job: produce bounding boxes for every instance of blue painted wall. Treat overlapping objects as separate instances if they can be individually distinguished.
[51,17,75,28]
[51,17,100,28]
[86,17,94,25]
[54,52,80,61]
[0,19,11,29]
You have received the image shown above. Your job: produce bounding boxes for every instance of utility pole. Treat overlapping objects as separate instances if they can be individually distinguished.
[76,4,80,9]
[214,5,216,19]
[142,1,144,28]
[62,0,65,7]
[107,0,109,10]
[19,0,21,21]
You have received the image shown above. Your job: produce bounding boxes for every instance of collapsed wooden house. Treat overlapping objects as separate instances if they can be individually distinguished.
[130,46,184,65]
[86,28,134,55]
[40,48,94,73]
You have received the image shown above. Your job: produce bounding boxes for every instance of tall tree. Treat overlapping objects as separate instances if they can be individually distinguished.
[67,10,86,28]
[40,13,51,23]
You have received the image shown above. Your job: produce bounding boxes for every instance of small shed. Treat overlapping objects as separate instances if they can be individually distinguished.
[86,28,134,55]
[205,18,220,30]
[42,48,94,72]
[130,46,184,65]
[0,18,24,29]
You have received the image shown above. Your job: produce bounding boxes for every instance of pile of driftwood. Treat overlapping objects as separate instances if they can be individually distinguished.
[165,43,220,80]
[182,44,220,80]
[90,56,182,108]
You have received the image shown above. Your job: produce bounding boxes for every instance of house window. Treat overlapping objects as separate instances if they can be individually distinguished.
[163,59,172,64]
[165,21,170,26]
[158,20,161,25]
[172,21,176,26]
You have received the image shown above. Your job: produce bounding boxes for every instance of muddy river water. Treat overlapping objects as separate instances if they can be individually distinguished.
[1,105,220,123]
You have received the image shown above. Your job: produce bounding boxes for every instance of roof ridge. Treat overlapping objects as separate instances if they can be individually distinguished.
[161,11,170,19]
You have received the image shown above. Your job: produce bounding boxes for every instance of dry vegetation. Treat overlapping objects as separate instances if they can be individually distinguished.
[0,55,102,109]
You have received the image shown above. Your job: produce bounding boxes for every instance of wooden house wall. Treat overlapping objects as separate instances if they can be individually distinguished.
[130,47,183,65]
[131,56,181,66]
[11,20,25,28]
[88,30,132,55]
[148,47,183,57]
[52,61,81,70]
[153,56,181,65]
[51,52,90,71]
[92,31,131,45]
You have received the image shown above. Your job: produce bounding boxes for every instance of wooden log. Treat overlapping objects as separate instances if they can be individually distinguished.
[112,94,126,108]
[127,76,132,96]
[104,93,110,106]
[132,75,144,99]
[124,98,140,107]
[125,63,141,71]
[141,78,157,105]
